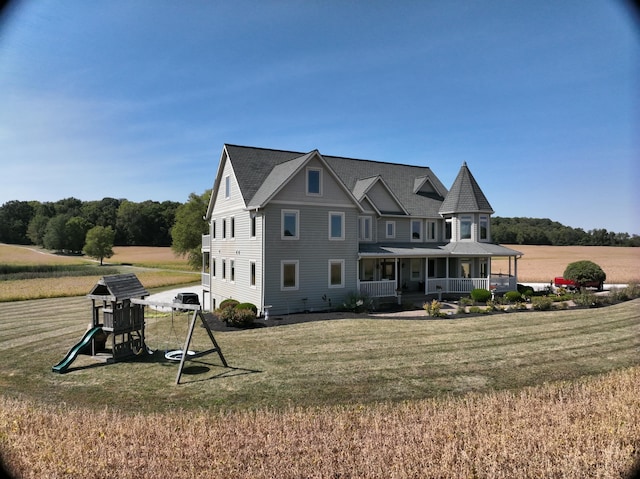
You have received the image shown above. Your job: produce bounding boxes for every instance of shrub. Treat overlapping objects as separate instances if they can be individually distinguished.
[343,291,373,313]
[563,260,606,288]
[423,299,444,317]
[531,296,553,311]
[517,284,534,297]
[504,291,522,303]
[220,299,239,310]
[470,288,491,303]
[218,304,255,327]
[459,297,473,307]
[236,302,258,315]
[554,301,569,310]
[573,290,598,308]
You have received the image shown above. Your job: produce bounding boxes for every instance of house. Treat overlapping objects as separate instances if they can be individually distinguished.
[201,144,522,315]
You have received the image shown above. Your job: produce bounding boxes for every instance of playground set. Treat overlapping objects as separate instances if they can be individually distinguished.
[52,273,227,384]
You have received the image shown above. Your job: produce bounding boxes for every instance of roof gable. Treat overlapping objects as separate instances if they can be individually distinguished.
[439,162,494,215]
[87,273,148,301]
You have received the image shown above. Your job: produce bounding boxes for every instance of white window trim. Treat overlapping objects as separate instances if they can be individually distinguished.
[224,175,230,199]
[411,219,423,242]
[479,215,489,241]
[281,260,299,291]
[386,220,395,239]
[306,167,323,196]
[212,257,217,279]
[460,215,472,241]
[230,259,235,283]
[359,216,372,241]
[281,209,299,240]
[250,213,257,239]
[329,211,345,241]
[230,216,235,240]
[250,260,256,288]
[221,257,227,281]
[328,259,345,288]
[212,219,217,240]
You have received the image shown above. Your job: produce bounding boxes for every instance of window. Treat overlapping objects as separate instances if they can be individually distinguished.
[480,259,488,278]
[212,220,216,240]
[212,257,216,278]
[358,216,372,241]
[386,221,395,239]
[225,175,230,199]
[445,220,452,240]
[329,212,345,240]
[281,260,299,290]
[282,210,299,239]
[230,216,235,239]
[411,220,422,241]
[426,221,437,241]
[251,214,256,238]
[306,168,322,195]
[250,261,256,287]
[222,218,227,239]
[222,258,226,280]
[480,215,488,240]
[460,216,472,240]
[230,259,235,282]
[328,260,345,288]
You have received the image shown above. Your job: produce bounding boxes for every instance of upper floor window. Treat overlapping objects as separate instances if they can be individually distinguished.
[329,212,345,240]
[250,261,256,287]
[306,167,322,196]
[212,220,216,240]
[230,259,235,282]
[282,210,299,240]
[480,215,488,240]
[411,220,422,241]
[230,216,235,239]
[250,214,256,238]
[386,221,395,239]
[224,175,230,199]
[460,215,472,240]
[426,220,437,241]
[445,219,452,240]
[222,218,227,239]
[358,216,372,241]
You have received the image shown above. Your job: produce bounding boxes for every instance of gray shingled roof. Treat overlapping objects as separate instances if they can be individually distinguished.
[225,144,449,217]
[439,162,494,215]
[87,273,148,301]
[359,242,521,257]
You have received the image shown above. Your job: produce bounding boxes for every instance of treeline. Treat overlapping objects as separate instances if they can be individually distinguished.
[0,198,181,252]
[492,217,640,247]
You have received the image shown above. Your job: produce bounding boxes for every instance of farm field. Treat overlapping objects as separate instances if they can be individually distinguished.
[0,244,197,301]
[494,245,640,284]
[0,296,639,477]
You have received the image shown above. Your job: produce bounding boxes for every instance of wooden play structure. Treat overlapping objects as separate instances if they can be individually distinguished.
[53,273,227,384]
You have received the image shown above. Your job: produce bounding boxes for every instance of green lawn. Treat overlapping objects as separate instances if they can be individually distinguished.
[1,297,638,413]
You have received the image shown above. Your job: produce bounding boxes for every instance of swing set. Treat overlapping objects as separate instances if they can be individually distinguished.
[52,273,227,385]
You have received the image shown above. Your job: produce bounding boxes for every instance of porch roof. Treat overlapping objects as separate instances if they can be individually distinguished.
[358,242,522,258]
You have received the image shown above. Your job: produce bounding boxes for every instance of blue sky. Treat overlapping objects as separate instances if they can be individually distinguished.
[1,1,638,234]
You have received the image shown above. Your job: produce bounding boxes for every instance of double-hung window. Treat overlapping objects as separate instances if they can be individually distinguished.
[282,210,299,240]
[250,261,256,287]
[329,212,345,240]
[460,215,472,240]
[386,221,395,239]
[281,260,299,290]
[224,175,231,199]
[306,167,322,196]
[479,215,488,241]
[230,216,235,239]
[250,214,256,238]
[426,220,437,241]
[328,259,345,288]
[358,216,372,241]
[411,220,422,241]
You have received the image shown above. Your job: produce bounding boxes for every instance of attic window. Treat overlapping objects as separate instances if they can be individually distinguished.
[225,175,231,199]
[306,168,322,196]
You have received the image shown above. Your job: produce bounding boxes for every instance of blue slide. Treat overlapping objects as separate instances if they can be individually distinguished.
[52,327,103,373]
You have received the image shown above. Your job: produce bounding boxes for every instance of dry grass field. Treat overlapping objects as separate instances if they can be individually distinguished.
[1,368,638,478]
[492,245,640,283]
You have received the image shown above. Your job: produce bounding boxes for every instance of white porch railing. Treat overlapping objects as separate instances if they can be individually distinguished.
[359,280,397,298]
[489,275,517,291]
[201,272,210,288]
[201,234,210,251]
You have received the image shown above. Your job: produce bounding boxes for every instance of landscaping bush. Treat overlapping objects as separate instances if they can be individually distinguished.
[504,291,522,303]
[236,302,258,315]
[220,299,239,310]
[531,296,553,311]
[458,297,473,307]
[517,284,534,297]
[343,291,373,313]
[564,260,606,288]
[423,299,444,317]
[218,304,255,327]
[470,288,491,303]
[573,290,599,308]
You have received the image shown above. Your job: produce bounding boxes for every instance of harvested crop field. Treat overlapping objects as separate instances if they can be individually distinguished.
[493,245,639,283]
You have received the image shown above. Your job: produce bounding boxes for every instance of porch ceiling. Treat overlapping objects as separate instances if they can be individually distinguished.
[358,242,522,258]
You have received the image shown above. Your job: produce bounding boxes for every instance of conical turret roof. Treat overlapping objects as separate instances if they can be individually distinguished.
[439,162,494,215]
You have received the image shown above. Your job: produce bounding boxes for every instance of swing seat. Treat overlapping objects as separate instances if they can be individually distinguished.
[164,350,196,362]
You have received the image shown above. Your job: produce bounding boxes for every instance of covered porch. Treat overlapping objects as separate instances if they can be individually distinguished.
[357,243,522,299]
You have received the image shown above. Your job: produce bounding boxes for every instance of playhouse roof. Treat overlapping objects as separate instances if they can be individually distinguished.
[87,273,149,301]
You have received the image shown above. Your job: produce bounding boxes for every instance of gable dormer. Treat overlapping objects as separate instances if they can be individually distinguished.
[413,175,445,200]
[353,176,407,215]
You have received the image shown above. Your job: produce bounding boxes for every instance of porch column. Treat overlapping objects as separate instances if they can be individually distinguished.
[445,257,450,292]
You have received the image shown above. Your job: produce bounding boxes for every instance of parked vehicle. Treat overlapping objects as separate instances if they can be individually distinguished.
[173,292,200,311]
[553,277,603,291]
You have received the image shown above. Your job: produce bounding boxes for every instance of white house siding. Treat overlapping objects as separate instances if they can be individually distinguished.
[366,181,404,214]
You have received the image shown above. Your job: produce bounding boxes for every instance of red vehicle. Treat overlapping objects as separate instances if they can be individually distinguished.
[553,277,603,291]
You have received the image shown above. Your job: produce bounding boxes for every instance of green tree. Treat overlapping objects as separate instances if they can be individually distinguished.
[65,216,90,253]
[84,225,115,265]
[563,260,606,288]
[171,190,211,270]
[42,215,68,251]
[0,200,34,244]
